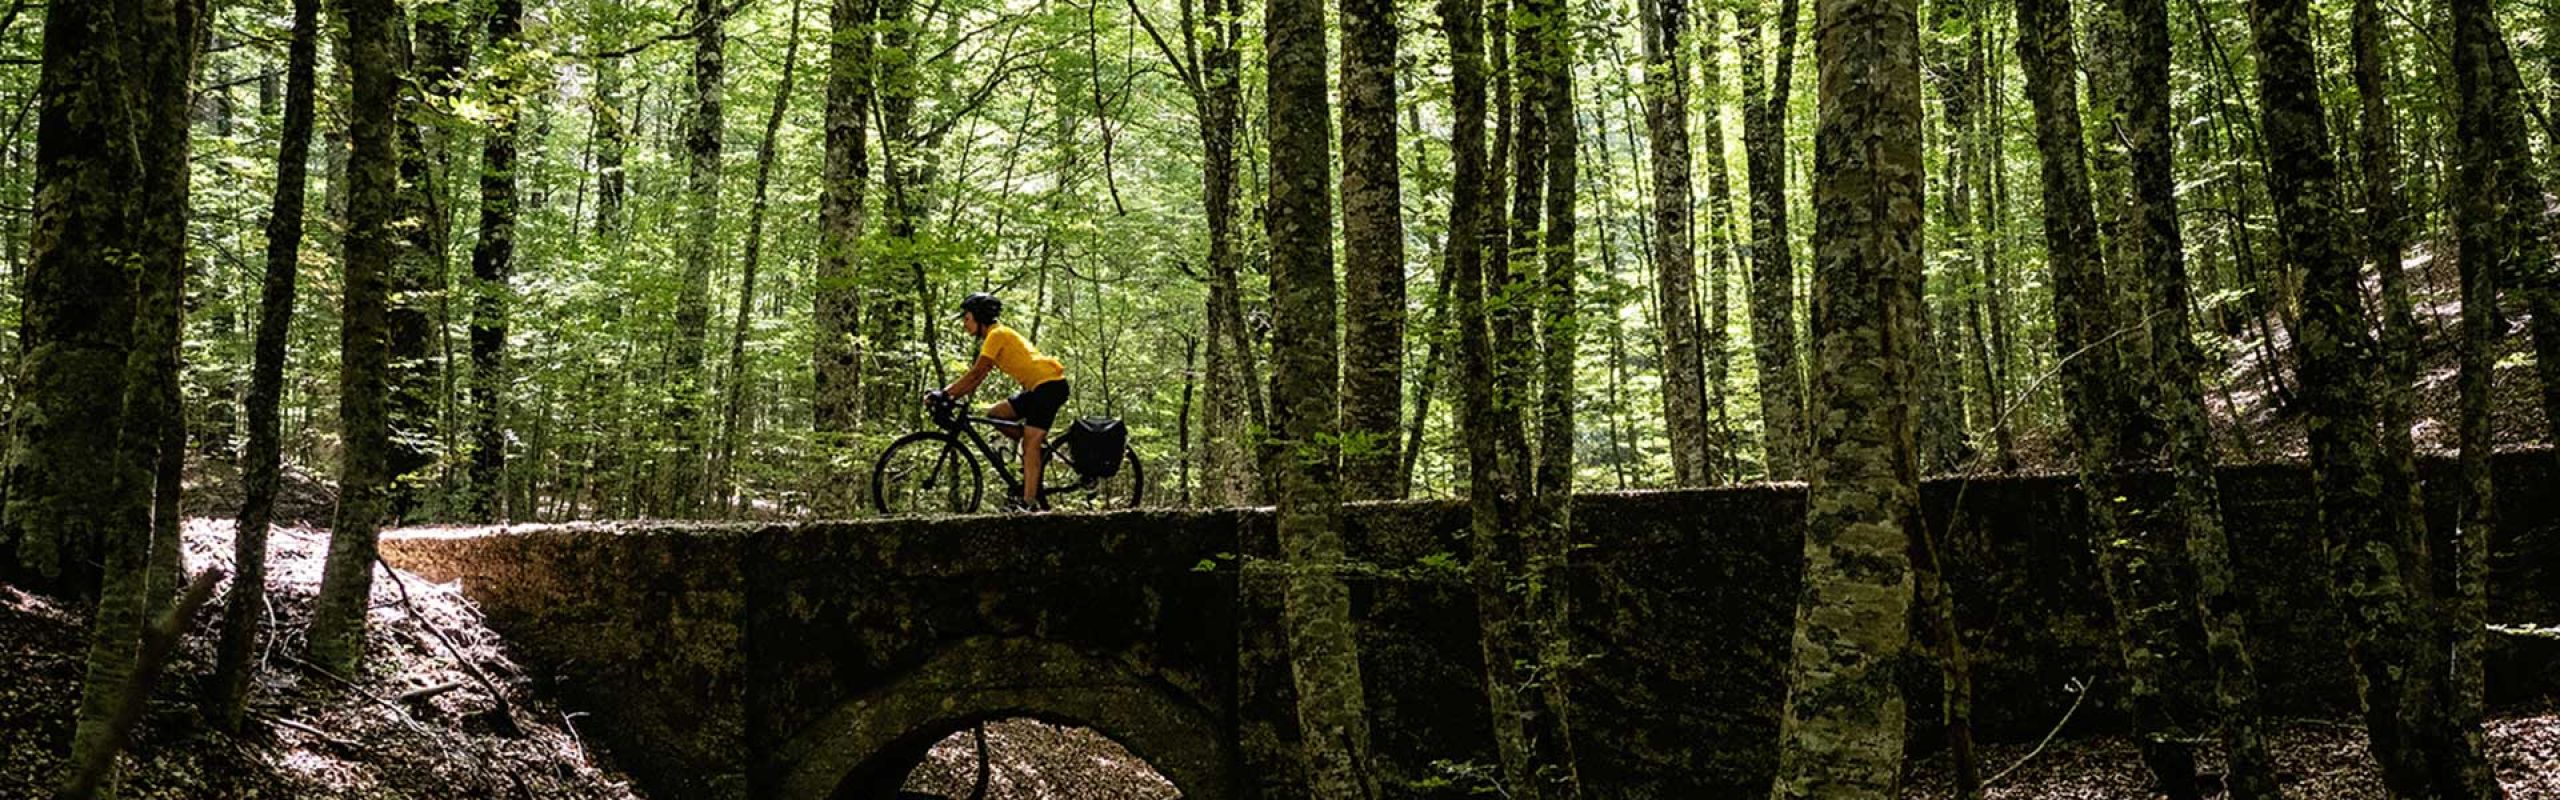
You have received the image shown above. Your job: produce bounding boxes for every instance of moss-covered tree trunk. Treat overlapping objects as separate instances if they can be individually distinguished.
[309,0,403,674]
[388,4,461,520]
[666,0,725,516]
[3,0,145,599]
[2258,0,2502,789]
[2353,0,2424,594]
[131,0,206,615]
[1266,0,1378,787]
[1443,0,1537,791]
[592,49,626,240]
[1339,0,1404,501]
[2014,0,2201,793]
[1496,0,1546,493]
[868,0,927,430]
[2451,44,2501,751]
[1769,0,1921,787]
[2119,0,2279,791]
[1526,0,1585,789]
[815,0,873,478]
[210,0,322,730]
[2449,0,2546,785]
[40,0,200,789]
[1739,0,1804,481]
[469,0,524,522]
[1643,0,1708,487]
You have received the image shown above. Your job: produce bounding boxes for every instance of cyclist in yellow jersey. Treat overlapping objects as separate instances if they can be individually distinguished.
[933,293,1069,510]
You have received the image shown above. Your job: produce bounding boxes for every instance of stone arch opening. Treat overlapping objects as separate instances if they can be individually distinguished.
[773,637,1237,800]
[891,715,1181,798]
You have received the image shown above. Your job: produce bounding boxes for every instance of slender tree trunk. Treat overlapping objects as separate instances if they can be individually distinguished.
[723,0,806,513]
[210,0,322,730]
[868,0,930,427]
[310,0,403,676]
[1770,0,1922,787]
[1739,0,1805,480]
[592,29,627,239]
[1497,0,1546,491]
[2449,0,2547,790]
[2354,0,2424,594]
[666,0,725,516]
[2124,0,2279,790]
[133,0,208,614]
[1402,180,1454,499]
[1526,0,1585,789]
[1965,3,2022,470]
[1699,8,1741,482]
[1443,0,1536,792]
[469,0,524,522]
[2260,0,2501,790]
[1192,0,1260,505]
[814,0,873,489]
[388,4,461,520]
[1267,0,1378,787]
[2015,0,2201,793]
[1340,0,1404,500]
[1644,0,1707,487]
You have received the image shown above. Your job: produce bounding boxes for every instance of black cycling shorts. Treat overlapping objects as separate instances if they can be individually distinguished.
[1006,379,1071,431]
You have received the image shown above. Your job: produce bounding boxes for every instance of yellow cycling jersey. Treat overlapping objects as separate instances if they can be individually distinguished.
[977,323,1065,388]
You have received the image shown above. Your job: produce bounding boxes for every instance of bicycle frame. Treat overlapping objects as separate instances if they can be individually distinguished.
[935,407,1094,502]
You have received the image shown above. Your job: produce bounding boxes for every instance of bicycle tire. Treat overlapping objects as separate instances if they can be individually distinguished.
[1041,444,1145,511]
[872,431,984,515]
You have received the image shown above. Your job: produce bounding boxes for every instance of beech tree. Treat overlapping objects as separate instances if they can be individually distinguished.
[1267,0,1378,786]
[208,0,326,730]
[1769,0,1921,789]
[308,0,403,674]
[2251,0,2501,790]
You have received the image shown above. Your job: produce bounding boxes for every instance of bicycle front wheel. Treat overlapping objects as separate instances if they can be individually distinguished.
[872,432,984,515]
[1041,445,1145,512]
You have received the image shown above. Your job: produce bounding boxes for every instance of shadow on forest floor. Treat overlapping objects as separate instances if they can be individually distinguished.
[1904,711,2560,799]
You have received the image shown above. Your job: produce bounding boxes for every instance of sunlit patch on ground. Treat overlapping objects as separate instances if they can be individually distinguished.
[903,717,1181,800]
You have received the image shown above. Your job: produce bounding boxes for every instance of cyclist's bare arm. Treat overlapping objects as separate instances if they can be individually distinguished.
[938,356,999,399]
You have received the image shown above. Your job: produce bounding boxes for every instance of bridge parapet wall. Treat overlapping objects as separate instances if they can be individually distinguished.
[383,453,2560,800]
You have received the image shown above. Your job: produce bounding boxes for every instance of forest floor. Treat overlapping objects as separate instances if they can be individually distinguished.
[1904,712,2560,799]
[0,520,640,799]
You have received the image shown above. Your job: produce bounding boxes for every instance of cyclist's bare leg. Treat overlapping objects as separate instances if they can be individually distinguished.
[1021,426,1048,505]
[988,399,1022,442]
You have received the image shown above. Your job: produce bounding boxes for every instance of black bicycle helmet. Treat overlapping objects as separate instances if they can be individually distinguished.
[958,292,1002,322]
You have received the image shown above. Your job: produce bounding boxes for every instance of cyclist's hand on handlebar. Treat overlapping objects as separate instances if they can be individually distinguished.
[925,389,951,407]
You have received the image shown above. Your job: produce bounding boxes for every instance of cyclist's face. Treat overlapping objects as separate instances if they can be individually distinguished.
[961,313,984,337]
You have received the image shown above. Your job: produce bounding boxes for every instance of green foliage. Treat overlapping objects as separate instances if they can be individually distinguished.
[0,0,2514,522]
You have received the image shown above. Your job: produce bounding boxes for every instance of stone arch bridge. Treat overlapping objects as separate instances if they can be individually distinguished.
[382,455,2560,799]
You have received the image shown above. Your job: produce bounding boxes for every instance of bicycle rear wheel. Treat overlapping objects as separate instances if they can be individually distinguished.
[1040,444,1145,512]
[872,432,984,515]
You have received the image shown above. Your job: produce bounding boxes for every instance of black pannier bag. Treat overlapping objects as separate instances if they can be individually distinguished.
[1069,417,1128,478]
